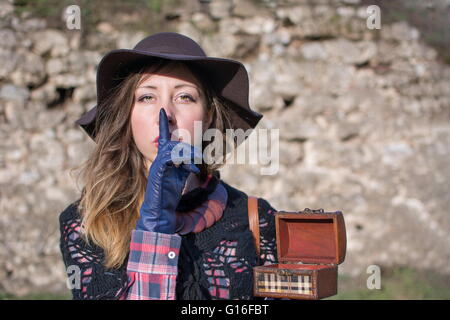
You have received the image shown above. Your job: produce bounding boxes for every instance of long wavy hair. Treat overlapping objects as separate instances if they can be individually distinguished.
[70,58,236,269]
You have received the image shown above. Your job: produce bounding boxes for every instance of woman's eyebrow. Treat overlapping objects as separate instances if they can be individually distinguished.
[137,84,200,93]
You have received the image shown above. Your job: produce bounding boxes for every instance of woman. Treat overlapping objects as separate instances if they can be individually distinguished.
[59,32,278,300]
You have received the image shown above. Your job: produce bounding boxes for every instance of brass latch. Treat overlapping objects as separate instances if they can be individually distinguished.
[302,208,324,214]
[278,269,293,276]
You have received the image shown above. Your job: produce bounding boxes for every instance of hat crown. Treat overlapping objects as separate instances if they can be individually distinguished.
[133,32,207,57]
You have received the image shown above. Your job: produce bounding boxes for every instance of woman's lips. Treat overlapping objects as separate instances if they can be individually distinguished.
[153,136,159,146]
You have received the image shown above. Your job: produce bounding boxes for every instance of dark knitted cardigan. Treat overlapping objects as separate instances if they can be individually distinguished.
[59,172,278,300]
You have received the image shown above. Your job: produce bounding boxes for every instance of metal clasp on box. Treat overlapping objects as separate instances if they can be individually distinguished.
[278,269,293,276]
[302,208,324,214]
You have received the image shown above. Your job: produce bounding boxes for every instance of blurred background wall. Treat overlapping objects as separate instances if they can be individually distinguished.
[0,0,449,299]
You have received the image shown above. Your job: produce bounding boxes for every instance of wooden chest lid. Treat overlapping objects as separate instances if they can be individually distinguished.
[275,208,347,265]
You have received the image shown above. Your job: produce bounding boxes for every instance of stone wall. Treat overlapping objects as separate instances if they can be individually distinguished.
[0,0,449,296]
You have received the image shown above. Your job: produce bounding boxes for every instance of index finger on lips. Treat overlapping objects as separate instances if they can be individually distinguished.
[158,109,170,145]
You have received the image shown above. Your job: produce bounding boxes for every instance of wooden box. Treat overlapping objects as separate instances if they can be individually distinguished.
[253,208,347,300]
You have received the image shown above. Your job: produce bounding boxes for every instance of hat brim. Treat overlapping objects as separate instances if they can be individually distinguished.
[75,49,263,142]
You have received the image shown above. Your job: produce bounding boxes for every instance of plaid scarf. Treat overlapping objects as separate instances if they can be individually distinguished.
[175,172,228,235]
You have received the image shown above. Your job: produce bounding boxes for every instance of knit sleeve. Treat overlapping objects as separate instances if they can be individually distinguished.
[59,202,183,300]
[256,197,278,266]
[59,202,130,300]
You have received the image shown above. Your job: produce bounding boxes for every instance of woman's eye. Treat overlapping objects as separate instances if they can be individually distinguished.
[137,94,195,103]
[179,94,195,102]
[138,95,153,103]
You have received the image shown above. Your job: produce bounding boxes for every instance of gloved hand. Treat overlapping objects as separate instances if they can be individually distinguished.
[136,109,202,234]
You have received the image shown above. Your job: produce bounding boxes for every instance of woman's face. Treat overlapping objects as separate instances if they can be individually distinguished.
[131,63,210,169]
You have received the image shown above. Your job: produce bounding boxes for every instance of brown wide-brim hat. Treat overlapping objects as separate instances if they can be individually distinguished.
[75,32,263,142]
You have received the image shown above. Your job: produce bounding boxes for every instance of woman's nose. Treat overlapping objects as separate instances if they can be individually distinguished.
[157,107,176,126]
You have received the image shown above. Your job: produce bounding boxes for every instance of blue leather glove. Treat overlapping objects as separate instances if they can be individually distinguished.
[136,109,202,234]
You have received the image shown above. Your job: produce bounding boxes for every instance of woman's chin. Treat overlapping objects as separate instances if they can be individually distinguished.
[144,157,154,170]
